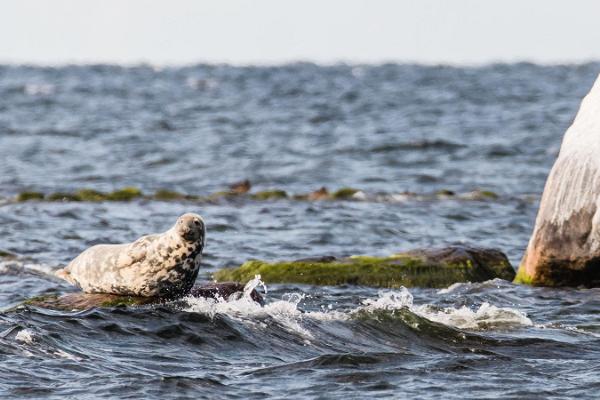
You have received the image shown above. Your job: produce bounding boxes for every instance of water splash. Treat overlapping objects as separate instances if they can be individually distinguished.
[184,276,313,338]
[415,302,532,330]
[183,282,531,335]
[15,328,35,344]
[244,274,268,297]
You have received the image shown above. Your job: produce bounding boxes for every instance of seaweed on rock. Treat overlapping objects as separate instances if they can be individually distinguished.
[214,245,515,288]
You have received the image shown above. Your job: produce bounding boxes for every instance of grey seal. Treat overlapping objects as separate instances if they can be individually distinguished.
[55,213,205,297]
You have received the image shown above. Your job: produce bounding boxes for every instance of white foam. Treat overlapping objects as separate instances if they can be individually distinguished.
[182,279,531,334]
[437,282,468,294]
[15,329,35,344]
[14,328,82,360]
[185,275,313,338]
[415,302,532,330]
[53,349,82,361]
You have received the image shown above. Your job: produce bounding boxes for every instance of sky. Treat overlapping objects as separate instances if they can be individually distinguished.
[1,0,600,65]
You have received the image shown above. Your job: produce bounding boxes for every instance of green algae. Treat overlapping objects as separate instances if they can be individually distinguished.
[13,186,503,204]
[22,294,59,306]
[478,190,499,199]
[75,189,107,201]
[99,296,147,307]
[16,187,145,202]
[214,252,513,288]
[153,189,188,201]
[0,249,17,259]
[513,266,535,285]
[46,192,81,201]
[208,190,240,200]
[16,191,44,202]
[331,187,359,199]
[106,187,143,201]
[251,190,288,200]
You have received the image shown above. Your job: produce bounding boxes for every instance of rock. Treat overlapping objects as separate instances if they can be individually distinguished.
[331,187,360,199]
[16,191,44,202]
[153,189,189,201]
[435,189,455,197]
[308,187,330,201]
[459,189,499,201]
[214,245,515,288]
[516,75,600,287]
[251,190,288,200]
[0,249,17,260]
[22,282,263,311]
[229,179,251,194]
[105,187,143,201]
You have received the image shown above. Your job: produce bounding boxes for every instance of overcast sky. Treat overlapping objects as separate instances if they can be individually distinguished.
[1,0,599,65]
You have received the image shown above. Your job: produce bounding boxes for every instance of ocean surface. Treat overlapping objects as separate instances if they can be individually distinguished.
[1,63,600,399]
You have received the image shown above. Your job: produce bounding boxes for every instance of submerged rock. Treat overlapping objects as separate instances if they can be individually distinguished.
[214,245,515,288]
[22,282,262,311]
[516,74,600,287]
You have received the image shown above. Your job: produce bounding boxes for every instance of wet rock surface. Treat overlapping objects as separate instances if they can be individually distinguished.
[22,282,262,311]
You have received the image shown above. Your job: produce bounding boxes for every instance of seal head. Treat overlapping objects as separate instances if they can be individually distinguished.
[176,213,205,243]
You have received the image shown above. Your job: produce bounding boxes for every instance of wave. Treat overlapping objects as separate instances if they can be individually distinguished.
[0,259,58,278]
[182,276,532,335]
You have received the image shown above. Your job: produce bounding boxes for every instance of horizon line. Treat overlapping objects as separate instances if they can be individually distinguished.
[1,58,600,69]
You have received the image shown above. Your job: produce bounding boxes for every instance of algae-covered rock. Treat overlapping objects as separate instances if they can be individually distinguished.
[0,249,17,259]
[16,187,146,203]
[331,187,360,199]
[16,191,45,202]
[22,282,262,311]
[75,189,107,201]
[46,192,82,202]
[214,245,515,288]
[106,187,143,201]
[252,190,288,200]
[460,190,499,201]
[153,189,188,201]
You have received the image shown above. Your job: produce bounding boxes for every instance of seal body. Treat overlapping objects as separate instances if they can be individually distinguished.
[55,213,205,297]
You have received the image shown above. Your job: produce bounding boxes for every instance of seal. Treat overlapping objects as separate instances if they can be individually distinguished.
[55,213,205,297]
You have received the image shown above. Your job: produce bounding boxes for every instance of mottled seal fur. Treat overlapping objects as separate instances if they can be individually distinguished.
[55,213,205,297]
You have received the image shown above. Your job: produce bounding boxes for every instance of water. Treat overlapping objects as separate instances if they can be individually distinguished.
[1,63,599,399]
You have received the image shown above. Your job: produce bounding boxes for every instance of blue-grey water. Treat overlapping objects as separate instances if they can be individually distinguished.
[1,63,600,399]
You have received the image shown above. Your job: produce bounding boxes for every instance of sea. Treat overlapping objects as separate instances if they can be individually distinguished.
[1,62,599,399]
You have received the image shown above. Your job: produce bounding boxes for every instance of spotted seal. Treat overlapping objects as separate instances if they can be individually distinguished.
[55,213,205,297]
